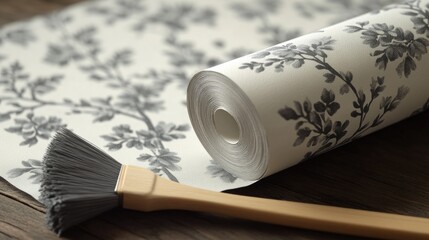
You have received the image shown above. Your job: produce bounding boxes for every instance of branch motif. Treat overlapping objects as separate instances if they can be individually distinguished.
[240,36,409,158]
[1,11,198,181]
[345,21,429,78]
[384,0,429,37]
[86,1,243,182]
[7,159,43,184]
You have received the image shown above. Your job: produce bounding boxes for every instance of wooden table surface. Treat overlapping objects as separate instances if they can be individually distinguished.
[1,1,429,239]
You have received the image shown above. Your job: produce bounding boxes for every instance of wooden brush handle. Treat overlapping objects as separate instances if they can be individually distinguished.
[118,166,429,240]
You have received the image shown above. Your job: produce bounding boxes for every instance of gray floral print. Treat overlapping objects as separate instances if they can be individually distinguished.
[0,28,35,46]
[240,36,409,158]
[7,159,43,184]
[206,160,237,183]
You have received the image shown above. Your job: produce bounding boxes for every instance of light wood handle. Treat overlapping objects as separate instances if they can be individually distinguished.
[118,166,429,240]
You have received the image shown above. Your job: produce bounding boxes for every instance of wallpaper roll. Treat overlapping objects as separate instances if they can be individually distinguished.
[188,0,429,180]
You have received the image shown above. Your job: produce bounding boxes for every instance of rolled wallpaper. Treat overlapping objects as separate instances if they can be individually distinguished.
[0,0,426,200]
[188,0,429,180]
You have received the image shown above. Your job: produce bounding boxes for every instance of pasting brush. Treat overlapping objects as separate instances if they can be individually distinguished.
[41,128,429,239]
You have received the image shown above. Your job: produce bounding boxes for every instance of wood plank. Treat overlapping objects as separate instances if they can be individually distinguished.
[0,0,80,25]
[1,176,356,239]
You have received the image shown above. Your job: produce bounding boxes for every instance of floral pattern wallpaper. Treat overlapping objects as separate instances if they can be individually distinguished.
[233,0,429,167]
[0,0,411,199]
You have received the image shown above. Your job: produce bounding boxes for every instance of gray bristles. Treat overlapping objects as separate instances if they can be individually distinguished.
[40,128,122,234]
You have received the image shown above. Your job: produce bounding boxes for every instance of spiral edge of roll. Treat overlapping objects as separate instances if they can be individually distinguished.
[187,70,269,181]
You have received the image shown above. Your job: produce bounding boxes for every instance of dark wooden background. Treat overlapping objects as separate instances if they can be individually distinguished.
[1,0,429,239]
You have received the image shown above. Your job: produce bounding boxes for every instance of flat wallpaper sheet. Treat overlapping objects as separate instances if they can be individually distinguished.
[0,0,402,199]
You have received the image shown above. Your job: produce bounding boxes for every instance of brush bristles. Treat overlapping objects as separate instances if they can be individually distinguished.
[40,128,122,234]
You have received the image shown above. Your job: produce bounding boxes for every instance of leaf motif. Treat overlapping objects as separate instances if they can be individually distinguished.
[294,127,312,147]
[334,121,348,139]
[0,113,11,122]
[376,55,388,70]
[416,38,429,47]
[295,121,305,130]
[20,137,38,147]
[125,140,136,148]
[351,111,360,118]
[323,73,335,83]
[101,135,119,141]
[169,133,186,139]
[252,51,270,59]
[339,84,349,95]
[307,136,319,147]
[28,159,42,167]
[357,90,366,104]
[324,119,332,133]
[344,25,362,33]
[28,171,43,184]
[380,96,391,110]
[93,112,114,122]
[314,101,326,112]
[206,160,237,183]
[21,160,31,167]
[113,124,132,134]
[344,71,353,82]
[106,142,123,151]
[90,74,106,81]
[315,64,325,70]
[7,168,31,178]
[326,102,340,116]
[293,136,305,146]
[278,106,299,120]
[403,56,416,78]
[38,133,51,140]
[396,86,410,100]
[303,99,312,114]
[292,59,304,68]
[321,88,335,104]
[309,111,322,127]
[80,99,91,107]
[402,11,418,16]
[255,65,265,73]
[5,29,36,46]
[294,101,303,115]
[176,124,190,131]
[137,153,153,161]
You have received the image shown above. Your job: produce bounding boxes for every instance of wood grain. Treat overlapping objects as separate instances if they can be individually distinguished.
[1,0,429,239]
[0,0,80,25]
[1,175,356,239]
